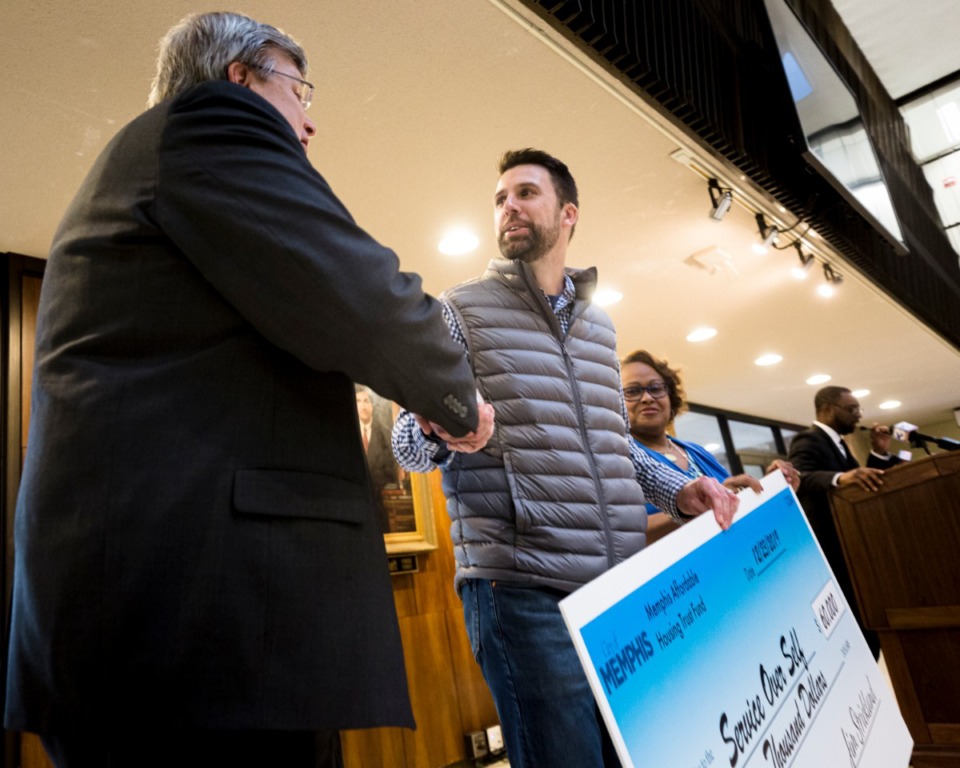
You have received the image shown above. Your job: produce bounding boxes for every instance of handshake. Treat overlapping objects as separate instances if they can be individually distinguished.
[414,391,496,453]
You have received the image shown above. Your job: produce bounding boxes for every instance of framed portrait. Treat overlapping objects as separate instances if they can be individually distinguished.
[355,385,439,554]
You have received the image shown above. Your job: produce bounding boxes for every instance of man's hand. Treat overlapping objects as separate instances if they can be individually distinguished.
[676,477,739,530]
[765,459,800,491]
[414,393,495,454]
[870,424,893,455]
[838,466,884,492]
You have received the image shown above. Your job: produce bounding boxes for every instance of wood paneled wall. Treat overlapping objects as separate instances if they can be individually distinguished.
[342,473,499,768]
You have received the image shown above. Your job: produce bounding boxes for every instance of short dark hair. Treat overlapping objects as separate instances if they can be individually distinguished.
[621,349,686,418]
[814,385,851,413]
[498,148,579,209]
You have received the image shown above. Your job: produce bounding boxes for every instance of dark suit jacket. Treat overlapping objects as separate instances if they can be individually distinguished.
[789,425,858,565]
[5,82,477,735]
[366,417,398,494]
[788,426,880,656]
[365,415,399,531]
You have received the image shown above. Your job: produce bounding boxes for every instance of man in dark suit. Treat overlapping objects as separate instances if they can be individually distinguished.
[788,385,884,657]
[3,12,493,767]
[356,386,401,530]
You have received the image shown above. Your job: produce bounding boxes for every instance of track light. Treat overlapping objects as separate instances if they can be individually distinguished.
[790,242,815,280]
[753,213,779,254]
[817,262,843,297]
[707,178,733,222]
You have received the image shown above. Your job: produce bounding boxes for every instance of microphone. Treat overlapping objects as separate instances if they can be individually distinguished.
[860,422,960,452]
[912,432,960,452]
[858,421,916,441]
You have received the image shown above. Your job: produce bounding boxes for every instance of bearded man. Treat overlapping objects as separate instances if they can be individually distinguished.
[391,148,740,767]
[788,385,885,659]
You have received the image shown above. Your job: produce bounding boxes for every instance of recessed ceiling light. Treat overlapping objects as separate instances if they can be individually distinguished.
[592,289,623,307]
[703,442,721,453]
[806,374,831,385]
[816,283,835,298]
[851,389,870,398]
[438,228,479,256]
[755,353,783,366]
[686,327,717,342]
[879,400,901,410]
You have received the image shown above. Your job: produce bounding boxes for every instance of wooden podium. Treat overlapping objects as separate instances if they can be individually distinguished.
[831,452,960,767]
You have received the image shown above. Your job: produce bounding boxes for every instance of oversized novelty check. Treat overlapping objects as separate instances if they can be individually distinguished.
[560,471,912,768]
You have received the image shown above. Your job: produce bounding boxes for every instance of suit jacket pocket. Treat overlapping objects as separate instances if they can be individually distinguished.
[233,468,366,523]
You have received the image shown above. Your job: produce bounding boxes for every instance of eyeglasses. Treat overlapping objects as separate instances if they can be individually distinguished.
[834,403,862,414]
[255,65,314,110]
[623,382,669,401]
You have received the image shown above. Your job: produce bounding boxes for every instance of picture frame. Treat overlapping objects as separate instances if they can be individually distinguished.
[355,385,439,554]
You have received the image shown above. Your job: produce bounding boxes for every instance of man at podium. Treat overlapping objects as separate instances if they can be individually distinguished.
[788,385,884,658]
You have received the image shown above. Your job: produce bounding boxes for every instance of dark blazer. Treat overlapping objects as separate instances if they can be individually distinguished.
[788,426,879,656]
[365,415,400,531]
[366,416,399,495]
[5,82,477,735]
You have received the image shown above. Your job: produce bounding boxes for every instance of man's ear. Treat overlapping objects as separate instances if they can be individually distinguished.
[226,61,254,87]
[562,202,579,229]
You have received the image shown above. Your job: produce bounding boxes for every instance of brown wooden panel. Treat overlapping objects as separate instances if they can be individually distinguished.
[832,455,960,764]
[911,743,960,768]
[928,724,960,746]
[20,273,41,459]
[897,629,960,725]
[345,471,500,768]
[886,606,960,630]
[832,455,960,629]
[20,733,53,768]
[879,631,930,743]
[398,611,463,768]
[340,726,406,768]
[408,540,450,617]
[392,573,417,619]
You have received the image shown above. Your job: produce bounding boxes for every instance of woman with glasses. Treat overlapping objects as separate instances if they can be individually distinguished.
[621,349,797,542]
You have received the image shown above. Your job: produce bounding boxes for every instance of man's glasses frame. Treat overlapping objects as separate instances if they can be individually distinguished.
[254,65,314,111]
[834,402,863,415]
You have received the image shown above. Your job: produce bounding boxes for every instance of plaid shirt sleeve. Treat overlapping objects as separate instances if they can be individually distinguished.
[629,436,687,522]
[391,300,465,472]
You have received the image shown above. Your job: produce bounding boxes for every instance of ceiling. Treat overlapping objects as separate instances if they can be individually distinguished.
[1,0,959,431]
[831,0,960,99]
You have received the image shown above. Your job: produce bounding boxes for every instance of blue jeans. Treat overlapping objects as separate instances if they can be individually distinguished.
[462,579,619,768]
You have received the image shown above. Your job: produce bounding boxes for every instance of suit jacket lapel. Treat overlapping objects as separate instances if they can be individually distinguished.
[814,425,859,470]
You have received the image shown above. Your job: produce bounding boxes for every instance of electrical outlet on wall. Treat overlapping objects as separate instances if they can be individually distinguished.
[464,730,488,759]
[485,724,504,753]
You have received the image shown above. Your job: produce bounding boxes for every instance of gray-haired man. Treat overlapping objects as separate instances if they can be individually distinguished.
[5,11,491,766]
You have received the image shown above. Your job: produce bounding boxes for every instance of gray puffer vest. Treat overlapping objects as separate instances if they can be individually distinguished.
[442,258,647,593]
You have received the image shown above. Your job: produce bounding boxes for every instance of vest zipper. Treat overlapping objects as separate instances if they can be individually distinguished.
[517,264,617,569]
